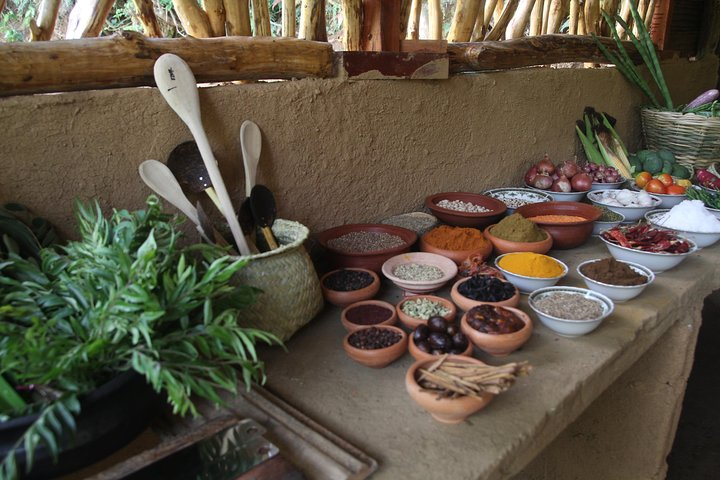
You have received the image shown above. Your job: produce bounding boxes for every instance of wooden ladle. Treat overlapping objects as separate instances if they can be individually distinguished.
[167,141,222,212]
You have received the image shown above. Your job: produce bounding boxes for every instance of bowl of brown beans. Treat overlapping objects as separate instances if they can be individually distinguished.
[515,201,602,249]
[460,305,533,356]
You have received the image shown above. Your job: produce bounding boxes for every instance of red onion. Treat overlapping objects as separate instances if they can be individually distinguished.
[571,173,593,191]
[536,155,555,175]
[551,175,572,192]
[551,172,559,181]
[532,174,553,190]
[558,160,580,179]
[524,165,538,185]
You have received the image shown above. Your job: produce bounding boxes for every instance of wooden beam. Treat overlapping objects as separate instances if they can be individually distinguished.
[0,33,334,97]
[339,51,449,79]
[448,34,643,72]
[224,0,252,36]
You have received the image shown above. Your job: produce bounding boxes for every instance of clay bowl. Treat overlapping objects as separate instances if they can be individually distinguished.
[419,230,493,265]
[408,334,473,362]
[320,268,381,308]
[514,201,602,249]
[450,276,520,311]
[424,192,507,228]
[318,224,418,273]
[483,224,553,255]
[396,295,457,330]
[460,307,533,357]
[381,252,458,294]
[343,325,408,368]
[405,355,495,424]
[341,300,398,332]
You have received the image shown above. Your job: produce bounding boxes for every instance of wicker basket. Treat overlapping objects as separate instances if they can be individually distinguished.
[233,219,323,342]
[641,108,720,168]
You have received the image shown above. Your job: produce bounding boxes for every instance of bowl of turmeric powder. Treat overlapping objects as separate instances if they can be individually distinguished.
[420,225,493,265]
[494,252,568,294]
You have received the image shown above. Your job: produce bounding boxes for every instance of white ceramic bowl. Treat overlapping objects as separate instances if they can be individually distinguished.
[598,232,698,273]
[525,184,586,202]
[629,185,686,209]
[576,259,655,302]
[483,187,553,215]
[592,211,626,236]
[706,206,720,220]
[587,189,662,222]
[494,253,568,294]
[590,179,626,191]
[644,209,720,249]
[528,286,614,337]
[382,252,458,294]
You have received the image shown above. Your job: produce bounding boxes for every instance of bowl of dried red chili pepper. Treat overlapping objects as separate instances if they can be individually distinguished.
[598,224,698,273]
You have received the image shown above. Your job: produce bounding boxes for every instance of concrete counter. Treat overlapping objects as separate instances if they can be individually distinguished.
[261,238,720,479]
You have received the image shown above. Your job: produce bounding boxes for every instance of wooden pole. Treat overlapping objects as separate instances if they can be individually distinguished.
[428,0,442,40]
[616,0,633,39]
[205,0,227,36]
[300,0,326,41]
[0,33,334,97]
[173,0,214,37]
[577,3,586,35]
[633,0,649,38]
[644,0,656,30]
[546,0,563,33]
[469,0,486,41]
[484,0,518,41]
[342,0,362,49]
[584,0,600,35]
[399,0,412,39]
[599,0,617,35]
[360,0,400,51]
[224,0,252,36]
[448,34,642,72]
[484,0,499,26]
[541,0,550,33]
[568,0,579,35]
[282,0,296,37]
[30,0,62,41]
[65,0,115,38]
[506,0,536,39]
[448,0,483,42]
[529,0,543,35]
[408,0,422,39]
[251,0,271,35]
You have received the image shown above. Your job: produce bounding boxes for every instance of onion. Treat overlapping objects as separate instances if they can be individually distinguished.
[582,164,592,173]
[571,172,593,191]
[551,175,572,192]
[558,160,580,178]
[551,172,559,181]
[524,165,538,185]
[532,174,553,190]
[536,155,555,175]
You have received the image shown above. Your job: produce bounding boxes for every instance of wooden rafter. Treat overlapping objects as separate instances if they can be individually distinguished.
[224,0,252,36]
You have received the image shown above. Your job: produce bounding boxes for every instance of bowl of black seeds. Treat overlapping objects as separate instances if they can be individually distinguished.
[318,224,417,273]
[343,326,408,368]
[321,268,381,307]
[450,274,520,312]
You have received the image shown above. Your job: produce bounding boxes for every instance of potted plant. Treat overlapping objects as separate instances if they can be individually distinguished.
[0,196,280,479]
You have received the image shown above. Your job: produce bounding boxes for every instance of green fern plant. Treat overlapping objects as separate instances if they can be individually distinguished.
[0,195,280,479]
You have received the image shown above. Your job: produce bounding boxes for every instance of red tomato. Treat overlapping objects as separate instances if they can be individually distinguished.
[645,179,668,194]
[666,185,686,195]
[656,173,674,187]
[635,171,652,188]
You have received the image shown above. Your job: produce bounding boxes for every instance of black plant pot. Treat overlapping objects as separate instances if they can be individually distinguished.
[0,371,161,479]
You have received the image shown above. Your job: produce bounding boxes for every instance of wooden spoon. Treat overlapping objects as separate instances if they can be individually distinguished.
[167,141,222,212]
[240,121,262,198]
[250,184,279,251]
[153,53,250,256]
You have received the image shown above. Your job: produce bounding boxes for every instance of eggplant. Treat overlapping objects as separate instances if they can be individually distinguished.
[684,89,720,112]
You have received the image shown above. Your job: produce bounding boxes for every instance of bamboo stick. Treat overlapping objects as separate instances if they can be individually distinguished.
[407,0,422,39]
[30,0,62,41]
[0,34,334,97]
[506,0,536,39]
[399,0,412,39]
[65,0,115,38]
[546,0,563,33]
[251,0,271,36]
[428,0,442,40]
[529,0,543,35]
[282,0,296,37]
[173,0,214,37]
[568,0,578,35]
[616,0,632,39]
[300,0,326,41]
[644,0,656,30]
[584,0,600,35]
[342,0,362,50]
[224,0,252,36]
[484,0,519,41]
[205,0,227,36]
[448,0,483,42]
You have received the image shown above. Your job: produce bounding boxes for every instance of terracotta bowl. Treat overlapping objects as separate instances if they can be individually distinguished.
[450,276,520,311]
[419,231,493,265]
[408,334,473,362]
[405,355,495,424]
[381,252,458,294]
[514,201,602,249]
[318,224,418,273]
[396,295,457,330]
[341,300,398,332]
[424,192,507,228]
[460,307,533,357]
[320,268,381,308]
[483,224,553,255]
[343,325,408,368]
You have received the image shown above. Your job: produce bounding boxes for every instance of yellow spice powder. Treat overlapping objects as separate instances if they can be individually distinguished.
[498,252,564,278]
